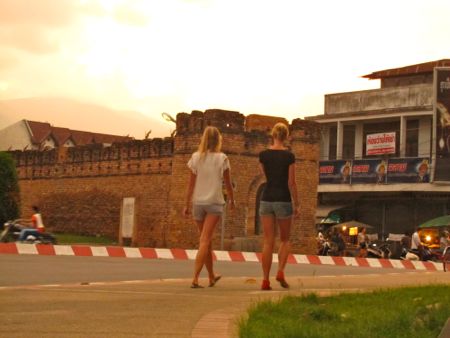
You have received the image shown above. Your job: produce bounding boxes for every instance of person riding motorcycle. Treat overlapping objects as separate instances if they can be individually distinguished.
[17,206,46,242]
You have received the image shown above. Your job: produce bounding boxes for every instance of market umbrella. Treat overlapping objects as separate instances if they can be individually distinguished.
[331,220,374,230]
[418,215,450,228]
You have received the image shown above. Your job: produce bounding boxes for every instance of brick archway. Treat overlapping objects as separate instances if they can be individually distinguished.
[246,175,266,236]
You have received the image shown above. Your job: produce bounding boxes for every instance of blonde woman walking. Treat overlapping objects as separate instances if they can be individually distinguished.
[184,126,235,288]
[259,123,299,290]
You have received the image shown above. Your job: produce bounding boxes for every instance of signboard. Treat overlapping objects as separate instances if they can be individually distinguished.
[434,67,450,181]
[319,160,350,184]
[366,132,396,156]
[387,158,430,183]
[351,159,387,184]
[120,197,135,238]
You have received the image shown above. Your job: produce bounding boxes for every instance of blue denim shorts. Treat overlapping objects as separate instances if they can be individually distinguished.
[192,204,224,221]
[259,201,293,219]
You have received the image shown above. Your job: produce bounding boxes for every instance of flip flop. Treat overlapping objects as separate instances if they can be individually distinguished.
[209,275,222,287]
[190,283,204,289]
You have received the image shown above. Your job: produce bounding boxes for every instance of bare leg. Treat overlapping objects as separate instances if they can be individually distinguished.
[195,221,215,282]
[277,217,292,273]
[261,215,276,281]
[192,214,220,285]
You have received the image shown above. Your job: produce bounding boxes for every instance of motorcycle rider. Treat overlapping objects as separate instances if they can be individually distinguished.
[357,227,368,258]
[18,206,45,242]
[411,227,424,260]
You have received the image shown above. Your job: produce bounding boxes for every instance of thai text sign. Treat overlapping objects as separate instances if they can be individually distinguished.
[387,158,430,183]
[319,160,350,184]
[351,159,386,184]
[366,132,396,156]
[318,157,431,184]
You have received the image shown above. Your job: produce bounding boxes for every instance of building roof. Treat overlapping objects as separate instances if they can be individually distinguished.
[25,120,132,147]
[362,59,450,79]
[26,121,53,144]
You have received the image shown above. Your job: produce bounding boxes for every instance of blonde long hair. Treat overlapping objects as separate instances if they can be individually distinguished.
[271,122,289,142]
[198,126,222,155]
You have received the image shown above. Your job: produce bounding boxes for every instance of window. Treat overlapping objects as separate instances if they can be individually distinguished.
[328,126,337,160]
[405,120,419,157]
[342,125,355,159]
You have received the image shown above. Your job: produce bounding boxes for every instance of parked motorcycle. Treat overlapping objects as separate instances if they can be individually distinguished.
[399,245,439,262]
[367,242,392,259]
[0,220,57,244]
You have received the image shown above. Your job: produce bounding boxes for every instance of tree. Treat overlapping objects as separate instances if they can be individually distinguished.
[0,152,20,226]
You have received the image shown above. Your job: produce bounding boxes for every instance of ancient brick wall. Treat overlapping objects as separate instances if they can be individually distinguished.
[12,109,321,253]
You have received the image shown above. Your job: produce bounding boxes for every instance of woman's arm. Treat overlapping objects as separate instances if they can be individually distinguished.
[288,163,300,217]
[223,168,235,211]
[183,172,197,217]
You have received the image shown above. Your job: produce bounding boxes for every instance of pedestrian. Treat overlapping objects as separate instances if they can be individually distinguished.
[183,126,235,289]
[258,122,300,290]
[357,227,368,258]
[18,205,45,241]
[331,227,346,256]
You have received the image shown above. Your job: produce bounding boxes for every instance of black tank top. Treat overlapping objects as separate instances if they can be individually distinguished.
[259,149,295,202]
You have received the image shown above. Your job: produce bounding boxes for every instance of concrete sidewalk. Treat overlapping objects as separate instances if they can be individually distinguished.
[0,271,449,337]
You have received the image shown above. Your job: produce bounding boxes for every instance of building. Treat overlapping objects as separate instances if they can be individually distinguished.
[0,119,133,151]
[307,59,450,239]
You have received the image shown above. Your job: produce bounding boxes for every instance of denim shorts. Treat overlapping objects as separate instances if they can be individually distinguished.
[259,201,293,219]
[192,204,224,221]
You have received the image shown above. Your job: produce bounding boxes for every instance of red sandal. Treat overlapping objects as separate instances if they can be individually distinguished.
[261,279,272,291]
[276,271,290,289]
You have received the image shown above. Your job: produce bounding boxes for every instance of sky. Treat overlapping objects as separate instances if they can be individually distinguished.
[1,0,450,126]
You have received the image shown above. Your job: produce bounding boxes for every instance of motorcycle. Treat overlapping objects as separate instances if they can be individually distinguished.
[400,245,439,262]
[367,242,392,259]
[1,220,57,244]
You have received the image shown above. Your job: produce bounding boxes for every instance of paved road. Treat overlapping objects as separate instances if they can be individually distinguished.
[0,254,413,287]
[0,255,449,338]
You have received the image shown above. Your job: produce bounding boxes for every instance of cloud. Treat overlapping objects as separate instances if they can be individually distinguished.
[114,4,149,26]
[0,0,78,54]
[0,0,76,27]
[0,26,61,54]
[0,49,19,71]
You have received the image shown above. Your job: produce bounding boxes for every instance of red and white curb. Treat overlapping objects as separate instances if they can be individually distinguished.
[0,243,443,271]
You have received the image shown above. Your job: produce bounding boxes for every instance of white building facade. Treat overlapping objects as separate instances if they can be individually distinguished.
[307,60,450,238]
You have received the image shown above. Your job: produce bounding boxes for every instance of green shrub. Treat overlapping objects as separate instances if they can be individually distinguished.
[0,152,20,226]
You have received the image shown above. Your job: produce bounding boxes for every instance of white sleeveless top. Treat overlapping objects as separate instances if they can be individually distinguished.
[187,152,230,205]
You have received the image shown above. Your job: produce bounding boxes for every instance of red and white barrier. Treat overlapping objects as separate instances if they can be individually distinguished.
[0,243,443,271]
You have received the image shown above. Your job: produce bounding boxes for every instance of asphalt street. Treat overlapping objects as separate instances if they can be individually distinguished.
[0,254,410,287]
[0,255,449,338]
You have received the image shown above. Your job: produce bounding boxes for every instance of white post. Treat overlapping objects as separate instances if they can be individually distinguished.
[336,121,344,159]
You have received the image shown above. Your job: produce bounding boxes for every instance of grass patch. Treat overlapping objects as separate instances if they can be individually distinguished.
[54,233,116,245]
[239,285,450,338]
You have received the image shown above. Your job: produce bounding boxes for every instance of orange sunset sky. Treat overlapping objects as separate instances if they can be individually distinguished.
[1,0,450,137]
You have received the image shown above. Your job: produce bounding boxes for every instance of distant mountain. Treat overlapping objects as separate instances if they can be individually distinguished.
[0,97,172,139]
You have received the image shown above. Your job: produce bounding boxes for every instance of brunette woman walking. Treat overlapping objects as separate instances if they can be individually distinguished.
[259,123,299,290]
[184,126,235,288]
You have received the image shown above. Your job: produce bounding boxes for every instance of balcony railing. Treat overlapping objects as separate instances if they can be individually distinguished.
[319,157,430,185]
